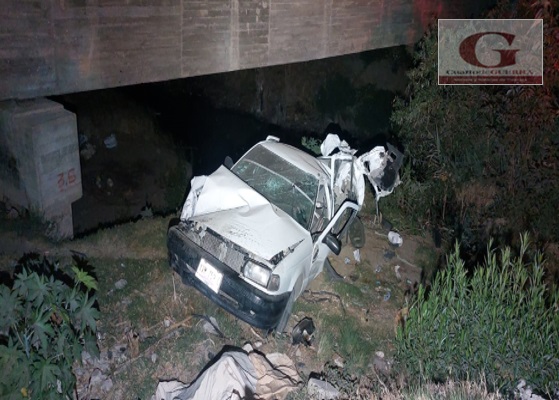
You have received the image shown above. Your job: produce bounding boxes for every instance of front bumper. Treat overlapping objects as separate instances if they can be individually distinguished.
[167,224,290,330]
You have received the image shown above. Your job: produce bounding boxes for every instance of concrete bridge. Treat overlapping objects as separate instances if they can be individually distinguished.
[0,0,485,101]
[0,0,485,238]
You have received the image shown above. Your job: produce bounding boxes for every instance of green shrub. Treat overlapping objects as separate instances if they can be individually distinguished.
[390,0,559,248]
[301,136,322,155]
[0,256,99,399]
[396,235,559,396]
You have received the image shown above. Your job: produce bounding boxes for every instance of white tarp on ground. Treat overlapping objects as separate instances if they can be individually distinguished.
[153,349,301,400]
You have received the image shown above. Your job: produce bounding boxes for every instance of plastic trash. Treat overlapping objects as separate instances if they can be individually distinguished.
[375,265,382,273]
[114,279,127,290]
[292,317,315,345]
[344,257,351,265]
[394,265,401,280]
[388,231,403,247]
[353,249,361,263]
[104,133,118,149]
[78,133,89,147]
[383,250,395,260]
[383,291,391,301]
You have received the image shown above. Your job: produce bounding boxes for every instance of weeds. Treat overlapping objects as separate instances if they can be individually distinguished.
[389,0,559,251]
[0,255,99,399]
[396,234,559,396]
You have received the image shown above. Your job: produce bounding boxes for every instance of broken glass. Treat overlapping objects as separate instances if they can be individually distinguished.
[232,146,319,229]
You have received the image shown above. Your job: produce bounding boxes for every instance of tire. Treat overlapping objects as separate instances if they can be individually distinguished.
[275,276,303,334]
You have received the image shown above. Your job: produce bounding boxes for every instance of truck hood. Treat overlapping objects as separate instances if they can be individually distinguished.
[185,166,309,261]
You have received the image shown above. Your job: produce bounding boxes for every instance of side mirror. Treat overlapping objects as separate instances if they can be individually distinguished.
[323,233,342,256]
[224,156,234,169]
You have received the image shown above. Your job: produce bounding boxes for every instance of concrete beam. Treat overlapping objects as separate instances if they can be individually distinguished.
[0,0,483,101]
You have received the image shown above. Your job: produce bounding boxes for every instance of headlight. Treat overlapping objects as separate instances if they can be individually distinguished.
[243,261,270,287]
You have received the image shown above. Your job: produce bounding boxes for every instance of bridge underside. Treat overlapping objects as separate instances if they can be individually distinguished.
[1,0,484,101]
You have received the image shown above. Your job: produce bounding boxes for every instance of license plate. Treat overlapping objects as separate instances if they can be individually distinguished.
[195,258,223,294]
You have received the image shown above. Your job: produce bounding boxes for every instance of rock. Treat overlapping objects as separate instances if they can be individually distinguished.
[115,279,127,290]
[383,250,395,260]
[90,369,105,386]
[383,291,391,301]
[371,353,391,376]
[6,207,20,219]
[516,380,547,400]
[80,143,96,160]
[333,355,345,368]
[100,377,113,392]
[202,316,221,336]
[307,378,340,400]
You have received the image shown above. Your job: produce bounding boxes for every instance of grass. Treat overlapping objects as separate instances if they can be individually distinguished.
[415,243,440,284]
[72,216,169,260]
[1,210,438,399]
[293,260,404,374]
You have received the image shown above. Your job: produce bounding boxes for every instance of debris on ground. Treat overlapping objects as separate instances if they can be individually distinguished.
[388,231,403,247]
[383,250,395,260]
[79,133,97,160]
[394,265,401,280]
[515,380,549,400]
[371,351,391,376]
[307,378,341,400]
[75,350,114,399]
[383,291,391,302]
[104,133,118,149]
[114,279,127,290]
[291,317,316,346]
[353,249,361,263]
[193,314,226,338]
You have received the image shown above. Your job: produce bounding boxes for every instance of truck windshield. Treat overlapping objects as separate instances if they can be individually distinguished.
[232,145,318,230]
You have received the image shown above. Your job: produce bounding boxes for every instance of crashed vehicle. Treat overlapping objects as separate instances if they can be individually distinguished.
[168,134,402,332]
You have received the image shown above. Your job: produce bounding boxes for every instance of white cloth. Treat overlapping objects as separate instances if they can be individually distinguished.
[153,349,301,400]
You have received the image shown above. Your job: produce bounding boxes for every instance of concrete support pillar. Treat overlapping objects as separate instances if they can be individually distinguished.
[0,98,82,239]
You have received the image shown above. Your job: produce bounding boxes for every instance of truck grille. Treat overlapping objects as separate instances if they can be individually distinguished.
[184,224,246,273]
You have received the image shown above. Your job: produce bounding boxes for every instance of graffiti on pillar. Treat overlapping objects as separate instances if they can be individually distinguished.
[57,168,77,192]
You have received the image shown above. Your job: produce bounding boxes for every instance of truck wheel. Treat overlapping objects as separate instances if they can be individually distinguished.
[276,276,303,334]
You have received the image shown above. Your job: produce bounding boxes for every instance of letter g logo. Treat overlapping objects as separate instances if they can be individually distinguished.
[459,32,519,68]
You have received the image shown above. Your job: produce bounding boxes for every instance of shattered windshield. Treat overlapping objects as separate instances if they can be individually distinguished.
[232,145,319,230]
